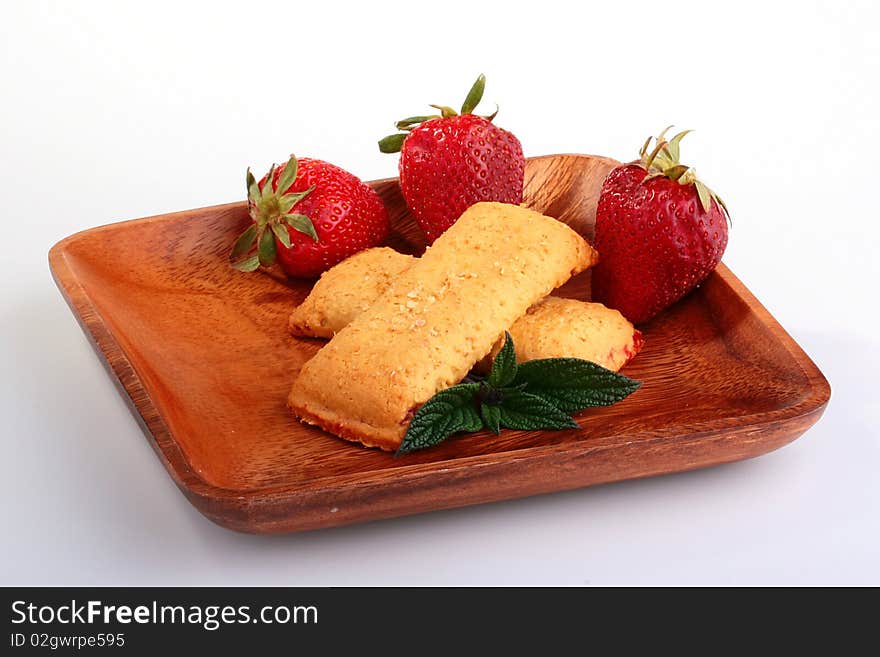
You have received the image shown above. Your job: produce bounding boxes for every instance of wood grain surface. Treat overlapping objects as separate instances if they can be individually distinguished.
[49,154,830,533]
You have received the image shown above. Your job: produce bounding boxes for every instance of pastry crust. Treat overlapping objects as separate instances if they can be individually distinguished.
[288,247,414,338]
[289,250,641,373]
[287,202,597,450]
[505,297,643,371]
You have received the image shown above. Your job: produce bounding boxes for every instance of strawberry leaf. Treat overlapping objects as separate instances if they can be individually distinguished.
[257,227,277,266]
[285,214,318,242]
[395,115,439,131]
[638,127,729,222]
[379,134,406,154]
[246,168,260,202]
[486,332,517,388]
[429,104,458,118]
[271,222,291,249]
[278,195,300,215]
[279,186,314,214]
[275,154,299,195]
[695,180,712,213]
[663,164,690,181]
[231,254,260,272]
[497,390,579,431]
[261,163,276,197]
[397,384,483,455]
[461,73,486,115]
[513,359,641,413]
[230,224,257,260]
[666,129,692,162]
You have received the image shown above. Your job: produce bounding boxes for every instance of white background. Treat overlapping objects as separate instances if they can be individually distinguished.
[1,0,877,585]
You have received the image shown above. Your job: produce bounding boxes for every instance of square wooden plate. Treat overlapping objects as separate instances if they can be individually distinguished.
[49,154,830,534]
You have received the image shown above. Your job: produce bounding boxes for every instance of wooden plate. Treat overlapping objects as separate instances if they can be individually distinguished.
[49,154,830,534]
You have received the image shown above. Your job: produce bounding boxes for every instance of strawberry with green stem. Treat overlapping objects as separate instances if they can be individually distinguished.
[231,153,389,278]
[379,74,525,243]
[592,127,730,324]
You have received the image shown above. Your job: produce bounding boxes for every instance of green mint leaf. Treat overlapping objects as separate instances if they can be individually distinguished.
[480,403,501,435]
[486,332,517,388]
[396,336,642,454]
[497,389,579,431]
[513,358,641,413]
[397,384,482,455]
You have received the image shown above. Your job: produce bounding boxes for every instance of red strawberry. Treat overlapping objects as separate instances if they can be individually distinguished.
[379,74,525,243]
[592,128,730,324]
[230,154,389,278]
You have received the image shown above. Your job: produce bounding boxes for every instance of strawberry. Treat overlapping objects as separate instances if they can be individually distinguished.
[230,154,389,278]
[592,128,730,324]
[379,74,525,243]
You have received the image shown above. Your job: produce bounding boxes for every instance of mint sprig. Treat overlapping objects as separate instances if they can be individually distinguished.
[486,331,517,388]
[512,359,641,412]
[396,333,641,455]
[495,389,580,431]
[398,383,484,454]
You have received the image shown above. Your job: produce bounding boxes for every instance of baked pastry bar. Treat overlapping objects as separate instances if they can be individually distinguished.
[288,202,597,450]
[289,248,641,372]
[289,247,415,338]
[505,297,643,371]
